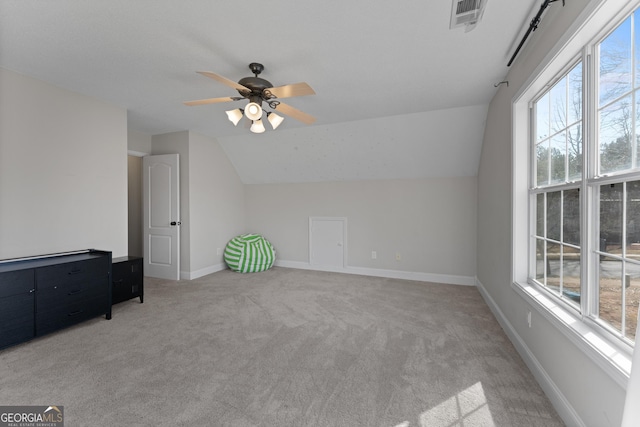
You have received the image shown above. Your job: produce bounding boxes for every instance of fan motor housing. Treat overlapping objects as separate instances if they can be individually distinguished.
[237,76,272,96]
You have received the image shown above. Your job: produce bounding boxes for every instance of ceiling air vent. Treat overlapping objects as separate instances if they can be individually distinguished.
[450,0,487,30]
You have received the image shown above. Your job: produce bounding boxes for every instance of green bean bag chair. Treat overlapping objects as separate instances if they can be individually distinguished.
[224,234,276,273]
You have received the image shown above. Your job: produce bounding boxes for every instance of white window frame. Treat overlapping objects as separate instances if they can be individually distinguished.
[529,58,584,316]
[512,0,640,388]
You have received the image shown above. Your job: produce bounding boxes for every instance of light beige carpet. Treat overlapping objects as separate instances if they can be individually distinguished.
[0,267,564,426]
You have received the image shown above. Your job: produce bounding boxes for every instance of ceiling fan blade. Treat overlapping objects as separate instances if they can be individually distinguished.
[183,96,242,106]
[196,71,250,92]
[267,82,315,99]
[274,102,316,125]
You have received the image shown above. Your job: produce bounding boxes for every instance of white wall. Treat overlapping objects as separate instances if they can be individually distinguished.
[0,68,128,259]
[245,177,476,284]
[477,0,627,425]
[127,129,151,155]
[151,130,245,278]
[219,105,488,184]
[187,132,245,276]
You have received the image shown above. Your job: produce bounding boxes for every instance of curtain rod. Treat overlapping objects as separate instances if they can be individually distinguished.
[507,0,565,67]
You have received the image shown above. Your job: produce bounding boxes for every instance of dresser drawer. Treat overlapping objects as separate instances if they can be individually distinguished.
[36,257,108,290]
[112,257,143,304]
[0,269,34,298]
[0,322,35,350]
[0,293,34,325]
[36,276,108,310]
[0,293,35,349]
[112,278,142,304]
[112,258,142,280]
[36,294,108,336]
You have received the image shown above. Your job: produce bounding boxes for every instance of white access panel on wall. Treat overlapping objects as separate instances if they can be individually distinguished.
[143,154,180,280]
[309,217,347,269]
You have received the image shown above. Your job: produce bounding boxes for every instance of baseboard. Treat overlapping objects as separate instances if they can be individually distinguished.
[474,277,585,427]
[178,259,474,286]
[181,263,227,280]
[274,260,475,286]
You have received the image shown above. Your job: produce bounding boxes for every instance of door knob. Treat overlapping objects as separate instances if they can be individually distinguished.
[170,221,182,226]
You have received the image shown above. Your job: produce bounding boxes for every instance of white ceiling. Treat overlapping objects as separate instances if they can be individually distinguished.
[0,0,536,183]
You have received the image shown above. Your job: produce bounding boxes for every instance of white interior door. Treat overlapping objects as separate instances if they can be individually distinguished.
[309,217,346,269]
[143,154,180,280]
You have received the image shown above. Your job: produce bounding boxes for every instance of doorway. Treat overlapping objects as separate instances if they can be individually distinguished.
[127,155,143,257]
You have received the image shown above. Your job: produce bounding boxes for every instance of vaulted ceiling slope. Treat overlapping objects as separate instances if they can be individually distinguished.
[0,0,535,183]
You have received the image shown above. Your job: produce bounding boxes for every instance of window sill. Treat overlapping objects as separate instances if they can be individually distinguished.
[511,280,632,389]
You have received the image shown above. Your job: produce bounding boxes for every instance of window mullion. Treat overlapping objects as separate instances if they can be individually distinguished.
[634,89,638,169]
[633,13,637,170]
[544,193,548,287]
[565,74,571,183]
[560,190,565,298]
[547,94,552,186]
[621,182,628,336]
[582,49,596,318]
[529,105,538,284]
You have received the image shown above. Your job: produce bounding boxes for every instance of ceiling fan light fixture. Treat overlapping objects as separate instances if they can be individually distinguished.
[267,112,284,130]
[184,63,316,131]
[225,108,244,126]
[244,102,262,121]
[250,119,266,134]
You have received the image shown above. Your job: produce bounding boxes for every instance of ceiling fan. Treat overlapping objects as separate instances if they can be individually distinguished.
[184,62,316,132]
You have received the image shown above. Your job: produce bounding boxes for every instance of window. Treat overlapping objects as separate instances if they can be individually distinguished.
[529,7,640,347]
[533,62,583,312]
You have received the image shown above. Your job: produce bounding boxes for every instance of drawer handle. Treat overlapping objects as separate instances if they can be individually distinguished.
[67,310,84,317]
[113,279,124,284]
[67,289,82,296]
[68,269,82,275]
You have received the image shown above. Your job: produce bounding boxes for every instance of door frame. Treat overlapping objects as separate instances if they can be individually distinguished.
[308,216,348,269]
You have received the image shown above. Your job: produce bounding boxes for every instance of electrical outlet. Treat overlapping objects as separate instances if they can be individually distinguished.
[395,253,401,261]
[527,311,532,328]
[371,251,377,259]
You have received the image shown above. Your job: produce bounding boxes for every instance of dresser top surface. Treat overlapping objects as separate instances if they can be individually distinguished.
[0,251,110,273]
[112,256,143,264]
